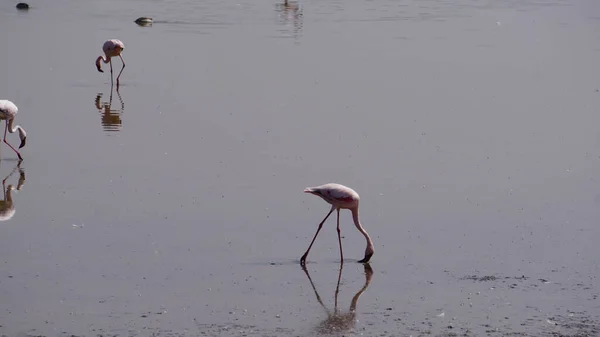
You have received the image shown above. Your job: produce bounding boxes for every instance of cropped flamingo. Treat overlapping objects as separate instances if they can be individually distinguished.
[95,39,126,88]
[301,183,374,265]
[0,100,27,161]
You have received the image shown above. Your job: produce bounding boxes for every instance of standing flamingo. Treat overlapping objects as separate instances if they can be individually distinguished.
[0,100,27,161]
[95,39,126,88]
[301,183,374,265]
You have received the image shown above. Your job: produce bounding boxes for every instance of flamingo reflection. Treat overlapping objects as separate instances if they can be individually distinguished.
[275,0,303,41]
[94,90,124,132]
[0,162,25,222]
[302,263,373,335]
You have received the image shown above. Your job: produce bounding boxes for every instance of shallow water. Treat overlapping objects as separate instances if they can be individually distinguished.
[1,0,599,336]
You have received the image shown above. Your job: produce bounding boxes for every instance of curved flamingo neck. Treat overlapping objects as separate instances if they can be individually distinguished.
[6,119,24,137]
[5,188,13,204]
[95,55,109,72]
[351,208,373,249]
[350,268,372,311]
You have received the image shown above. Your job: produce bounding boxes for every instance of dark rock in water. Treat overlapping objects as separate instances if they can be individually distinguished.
[135,17,153,27]
[16,2,29,9]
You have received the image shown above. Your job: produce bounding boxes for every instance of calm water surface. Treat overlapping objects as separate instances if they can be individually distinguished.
[0,0,599,336]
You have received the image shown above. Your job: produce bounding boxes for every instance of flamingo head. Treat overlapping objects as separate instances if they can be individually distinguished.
[304,187,324,198]
[95,56,104,73]
[303,187,317,195]
[18,127,26,149]
[358,246,374,263]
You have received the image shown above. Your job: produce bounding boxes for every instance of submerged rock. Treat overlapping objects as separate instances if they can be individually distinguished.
[16,3,29,10]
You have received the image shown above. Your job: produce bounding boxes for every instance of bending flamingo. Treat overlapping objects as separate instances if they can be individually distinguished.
[0,100,27,160]
[95,39,126,87]
[301,183,374,265]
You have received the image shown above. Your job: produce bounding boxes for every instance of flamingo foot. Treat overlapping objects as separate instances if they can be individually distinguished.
[300,254,308,266]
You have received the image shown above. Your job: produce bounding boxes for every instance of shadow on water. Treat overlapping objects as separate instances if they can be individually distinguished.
[0,161,25,222]
[302,263,373,335]
[94,88,124,133]
[274,0,303,42]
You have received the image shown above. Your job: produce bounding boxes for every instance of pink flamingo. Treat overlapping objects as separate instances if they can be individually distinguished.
[95,39,126,88]
[0,100,27,161]
[301,183,374,265]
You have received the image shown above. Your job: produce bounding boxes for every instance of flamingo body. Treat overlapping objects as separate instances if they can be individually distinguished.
[304,183,359,209]
[96,39,126,87]
[0,204,16,222]
[0,100,27,160]
[0,100,18,120]
[102,39,124,57]
[301,183,374,265]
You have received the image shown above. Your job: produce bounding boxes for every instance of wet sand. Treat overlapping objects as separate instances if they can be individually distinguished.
[0,0,599,336]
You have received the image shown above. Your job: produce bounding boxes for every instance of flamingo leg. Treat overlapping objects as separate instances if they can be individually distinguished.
[2,161,20,187]
[334,262,343,312]
[337,209,344,264]
[116,54,125,88]
[16,166,25,190]
[300,265,329,314]
[301,205,335,265]
[109,58,114,87]
[3,121,22,161]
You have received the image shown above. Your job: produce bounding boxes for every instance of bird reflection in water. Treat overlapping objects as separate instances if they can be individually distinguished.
[275,0,303,42]
[302,263,374,335]
[94,89,124,132]
[0,162,25,222]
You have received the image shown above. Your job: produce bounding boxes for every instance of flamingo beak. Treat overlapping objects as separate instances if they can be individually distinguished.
[96,64,104,73]
[358,252,373,264]
[304,188,316,194]
[19,137,26,149]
